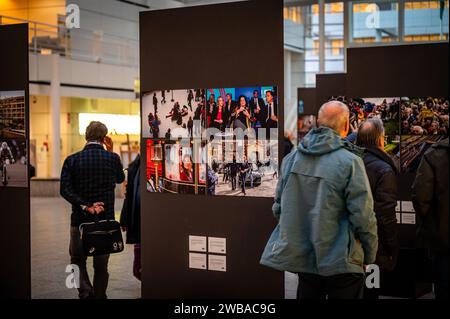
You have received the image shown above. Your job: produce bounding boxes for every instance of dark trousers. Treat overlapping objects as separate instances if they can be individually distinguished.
[297,273,364,300]
[230,175,237,190]
[70,226,110,299]
[240,174,246,194]
[133,244,142,281]
[432,253,449,299]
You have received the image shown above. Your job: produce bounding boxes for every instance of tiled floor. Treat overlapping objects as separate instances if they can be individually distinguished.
[31,197,433,299]
[31,197,141,299]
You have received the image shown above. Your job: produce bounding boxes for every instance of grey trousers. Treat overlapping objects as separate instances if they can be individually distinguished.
[69,226,110,299]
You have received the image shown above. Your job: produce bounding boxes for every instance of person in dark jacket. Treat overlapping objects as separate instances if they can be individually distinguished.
[227,156,239,191]
[283,132,294,159]
[60,121,125,299]
[412,138,449,299]
[356,118,399,299]
[120,155,141,280]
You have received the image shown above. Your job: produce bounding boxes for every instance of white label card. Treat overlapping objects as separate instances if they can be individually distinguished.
[208,237,226,254]
[402,213,416,225]
[395,201,401,212]
[396,213,401,224]
[208,254,226,272]
[402,201,415,213]
[189,253,207,270]
[189,235,207,252]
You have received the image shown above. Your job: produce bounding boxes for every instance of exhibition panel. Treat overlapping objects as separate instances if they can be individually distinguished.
[296,43,448,298]
[0,23,30,299]
[139,0,284,298]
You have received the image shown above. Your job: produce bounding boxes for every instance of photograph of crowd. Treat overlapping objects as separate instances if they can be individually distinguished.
[0,139,28,187]
[206,138,278,197]
[384,135,400,169]
[205,87,278,136]
[146,139,206,195]
[329,96,400,135]
[142,89,205,139]
[400,135,446,173]
[400,97,448,136]
[298,114,317,142]
[0,91,25,139]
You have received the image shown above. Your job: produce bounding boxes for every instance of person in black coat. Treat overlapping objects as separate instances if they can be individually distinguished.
[224,93,237,128]
[356,119,399,299]
[227,156,239,191]
[120,155,141,280]
[249,90,265,123]
[261,90,278,129]
[412,138,449,299]
[152,93,158,115]
[239,155,251,195]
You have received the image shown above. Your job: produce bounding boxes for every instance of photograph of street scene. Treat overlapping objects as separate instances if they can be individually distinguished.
[142,89,205,139]
[0,90,25,139]
[0,139,27,187]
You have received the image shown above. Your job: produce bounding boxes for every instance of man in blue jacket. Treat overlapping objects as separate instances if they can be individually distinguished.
[261,101,378,299]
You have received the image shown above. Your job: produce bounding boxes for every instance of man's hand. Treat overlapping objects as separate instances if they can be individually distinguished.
[103,136,114,152]
[85,202,105,215]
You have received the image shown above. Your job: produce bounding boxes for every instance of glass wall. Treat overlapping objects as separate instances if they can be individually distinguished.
[351,1,400,43]
[349,0,449,44]
[283,0,449,88]
[404,0,449,41]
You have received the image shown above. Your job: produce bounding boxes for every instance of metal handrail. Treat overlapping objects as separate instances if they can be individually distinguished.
[0,14,139,68]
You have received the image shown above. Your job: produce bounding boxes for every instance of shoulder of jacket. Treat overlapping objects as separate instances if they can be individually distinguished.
[66,151,82,162]
[425,143,448,162]
[337,147,362,164]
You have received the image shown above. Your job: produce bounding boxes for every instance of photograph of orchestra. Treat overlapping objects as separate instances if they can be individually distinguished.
[400,135,446,173]
[146,139,207,195]
[206,138,278,197]
[0,90,25,139]
[0,138,27,187]
[400,97,448,136]
[142,89,205,139]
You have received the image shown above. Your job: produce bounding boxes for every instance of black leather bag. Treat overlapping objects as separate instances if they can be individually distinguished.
[79,215,124,256]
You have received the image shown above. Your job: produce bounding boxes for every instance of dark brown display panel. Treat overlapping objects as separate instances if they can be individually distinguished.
[139,0,284,298]
[0,24,30,299]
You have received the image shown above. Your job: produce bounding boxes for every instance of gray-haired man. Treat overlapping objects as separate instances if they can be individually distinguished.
[60,121,125,299]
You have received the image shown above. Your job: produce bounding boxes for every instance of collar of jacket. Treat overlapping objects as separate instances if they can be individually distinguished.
[432,137,449,149]
[83,142,104,150]
[364,146,399,174]
[342,138,365,158]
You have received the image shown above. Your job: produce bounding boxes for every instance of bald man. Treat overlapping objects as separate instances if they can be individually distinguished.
[261,101,378,300]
